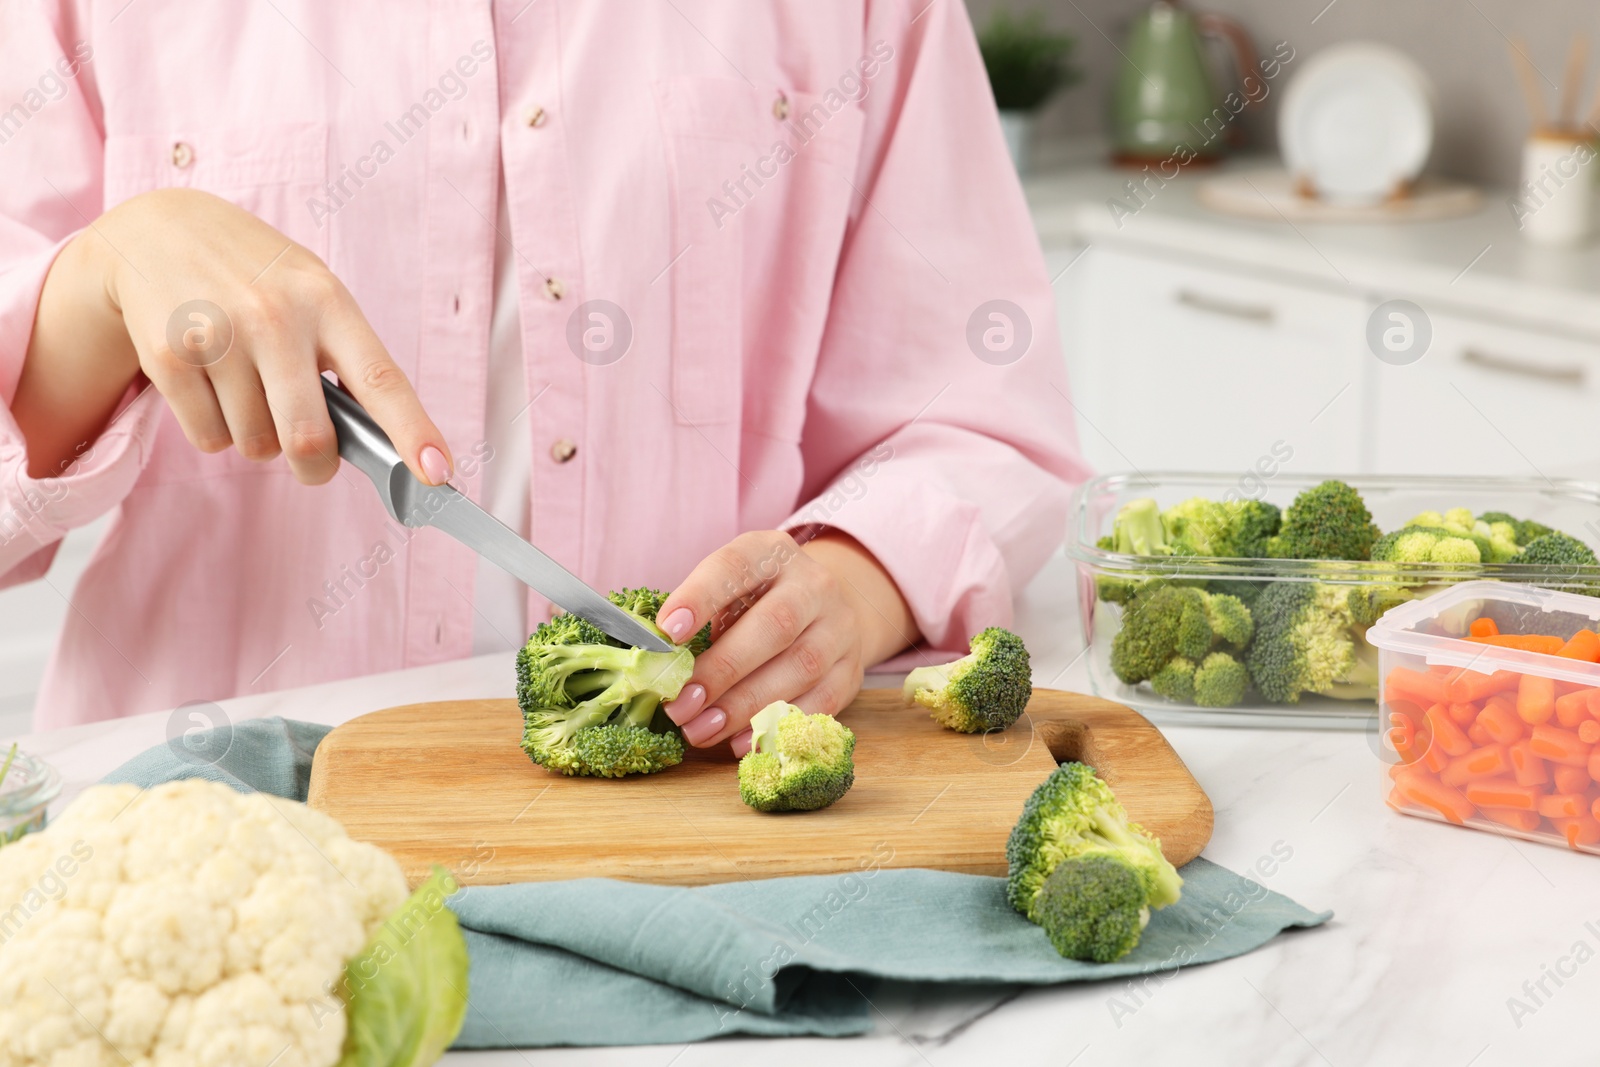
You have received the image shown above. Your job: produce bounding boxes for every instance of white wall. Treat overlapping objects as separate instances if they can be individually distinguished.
[0,519,105,741]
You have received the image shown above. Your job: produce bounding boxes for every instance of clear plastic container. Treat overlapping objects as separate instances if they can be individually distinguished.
[1368,581,1600,855]
[0,749,61,847]
[1068,472,1600,729]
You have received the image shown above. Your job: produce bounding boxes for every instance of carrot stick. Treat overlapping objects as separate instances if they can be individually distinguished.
[1387,667,1449,706]
[1481,806,1541,832]
[1556,689,1597,728]
[1465,634,1566,655]
[1530,724,1593,767]
[1552,763,1590,793]
[1423,732,1451,773]
[1424,704,1472,757]
[1582,721,1600,745]
[1539,792,1590,818]
[1396,773,1477,825]
[1468,721,1493,746]
[1518,674,1558,725]
[1465,777,1543,811]
[1451,743,1512,780]
[1478,696,1526,745]
[1549,814,1600,848]
[1558,629,1600,662]
[1590,748,1600,781]
[1510,740,1550,787]
[1447,701,1480,727]
[1444,670,1520,703]
[1470,617,1500,638]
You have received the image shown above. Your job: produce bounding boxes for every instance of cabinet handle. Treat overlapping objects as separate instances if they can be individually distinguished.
[1461,347,1585,386]
[1173,289,1275,324]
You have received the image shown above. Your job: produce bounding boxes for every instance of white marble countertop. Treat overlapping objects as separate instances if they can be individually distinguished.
[7,548,1597,1066]
[1024,150,1600,344]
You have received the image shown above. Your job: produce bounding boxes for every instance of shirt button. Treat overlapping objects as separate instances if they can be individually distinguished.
[772,93,789,120]
[525,105,548,128]
[550,439,577,464]
[544,277,566,301]
[171,142,194,168]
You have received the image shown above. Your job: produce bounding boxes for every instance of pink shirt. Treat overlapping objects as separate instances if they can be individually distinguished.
[0,0,1087,731]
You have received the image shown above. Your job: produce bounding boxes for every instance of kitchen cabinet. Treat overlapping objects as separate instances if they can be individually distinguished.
[1371,310,1600,480]
[1063,245,1368,475]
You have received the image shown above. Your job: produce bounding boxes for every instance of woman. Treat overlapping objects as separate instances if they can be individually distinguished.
[0,1,1085,755]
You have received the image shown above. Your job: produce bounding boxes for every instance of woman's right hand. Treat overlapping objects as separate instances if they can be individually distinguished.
[15,188,451,485]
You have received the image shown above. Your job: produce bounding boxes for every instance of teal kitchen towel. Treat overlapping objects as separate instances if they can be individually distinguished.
[104,717,1332,1048]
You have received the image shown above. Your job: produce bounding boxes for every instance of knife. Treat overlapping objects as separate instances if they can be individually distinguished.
[319,376,675,653]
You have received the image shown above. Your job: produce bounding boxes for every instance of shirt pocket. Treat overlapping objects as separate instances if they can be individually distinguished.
[102,122,330,261]
[653,78,866,428]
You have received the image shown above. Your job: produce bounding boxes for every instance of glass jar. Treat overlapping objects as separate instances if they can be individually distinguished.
[0,750,62,846]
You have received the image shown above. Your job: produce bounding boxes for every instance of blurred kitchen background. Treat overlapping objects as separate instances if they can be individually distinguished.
[6,0,1600,737]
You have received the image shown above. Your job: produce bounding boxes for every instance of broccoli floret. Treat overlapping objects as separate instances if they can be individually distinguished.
[1193,651,1249,707]
[1406,510,1493,560]
[1160,497,1281,558]
[1347,583,1418,627]
[1107,498,1171,556]
[517,589,701,777]
[1033,853,1150,962]
[738,702,856,812]
[1520,532,1599,568]
[902,627,1031,733]
[1371,525,1483,565]
[1266,480,1379,561]
[1110,586,1252,686]
[1475,520,1522,562]
[1006,763,1183,936]
[1246,583,1379,704]
[1149,657,1196,702]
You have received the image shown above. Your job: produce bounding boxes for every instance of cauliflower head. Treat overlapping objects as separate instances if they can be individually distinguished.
[0,779,429,1067]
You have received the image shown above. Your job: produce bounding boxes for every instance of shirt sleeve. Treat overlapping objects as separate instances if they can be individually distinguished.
[781,0,1091,656]
[0,3,164,590]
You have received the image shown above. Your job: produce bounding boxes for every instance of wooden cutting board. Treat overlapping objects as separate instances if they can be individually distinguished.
[307,689,1212,887]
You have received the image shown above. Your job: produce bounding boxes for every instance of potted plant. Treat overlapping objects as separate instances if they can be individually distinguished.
[978,8,1080,174]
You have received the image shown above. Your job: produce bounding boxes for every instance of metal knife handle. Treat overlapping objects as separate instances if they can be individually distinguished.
[321,376,433,527]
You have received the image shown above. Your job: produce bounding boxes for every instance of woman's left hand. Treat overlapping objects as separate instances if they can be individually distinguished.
[657,530,918,756]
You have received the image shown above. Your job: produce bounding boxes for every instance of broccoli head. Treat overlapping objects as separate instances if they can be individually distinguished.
[1148,651,1249,707]
[902,627,1032,733]
[738,701,856,812]
[517,589,701,777]
[1266,480,1379,561]
[1161,497,1282,558]
[1106,497,1170,556]
[1034,853,1150,962]
[1246,583,1379,704]
[1519,532,1598,568]
[1371,525,1483,565]
[1006,762,1183,936]
[1110,585,1253,686]
[1478,511,1554,548]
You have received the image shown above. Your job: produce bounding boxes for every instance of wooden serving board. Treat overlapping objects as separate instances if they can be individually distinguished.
[307,689,1213,887]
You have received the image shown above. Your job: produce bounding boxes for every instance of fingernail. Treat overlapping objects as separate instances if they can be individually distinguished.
[682,707,726,747]
[664,683,706,726]
[729,729,753,759]
[660,607,695,643]
[420,445,451,485]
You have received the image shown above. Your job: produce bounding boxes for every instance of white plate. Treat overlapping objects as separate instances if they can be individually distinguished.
[1279,43,1434,205]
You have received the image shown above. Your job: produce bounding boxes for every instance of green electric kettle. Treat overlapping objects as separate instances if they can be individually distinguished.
[1109,0,1258,166]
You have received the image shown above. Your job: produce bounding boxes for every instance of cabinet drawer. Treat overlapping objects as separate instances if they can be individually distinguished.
[1069,246,1367,475]
[1372,311,1600,479]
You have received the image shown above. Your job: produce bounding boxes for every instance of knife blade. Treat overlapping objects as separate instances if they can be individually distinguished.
[319,377,674,653]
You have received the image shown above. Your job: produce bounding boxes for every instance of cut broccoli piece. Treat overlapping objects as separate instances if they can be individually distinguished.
[1160,497,1282,558]
[1107,498,1171,556]
[1149,657,1197,702]
[738,702,856,812]
[1371,525,1483,565]
[516,589,700,777]
[1266,480,1379,561]
[1246,583,1379,704]
[902,627,1032,733]
[1110,586,1252,687]
[1006,762,1182,938]
[1477,512,1555,548]
[1520,532,1599,568]
[1034,853,1150,962]
[1193,651,1249,707]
